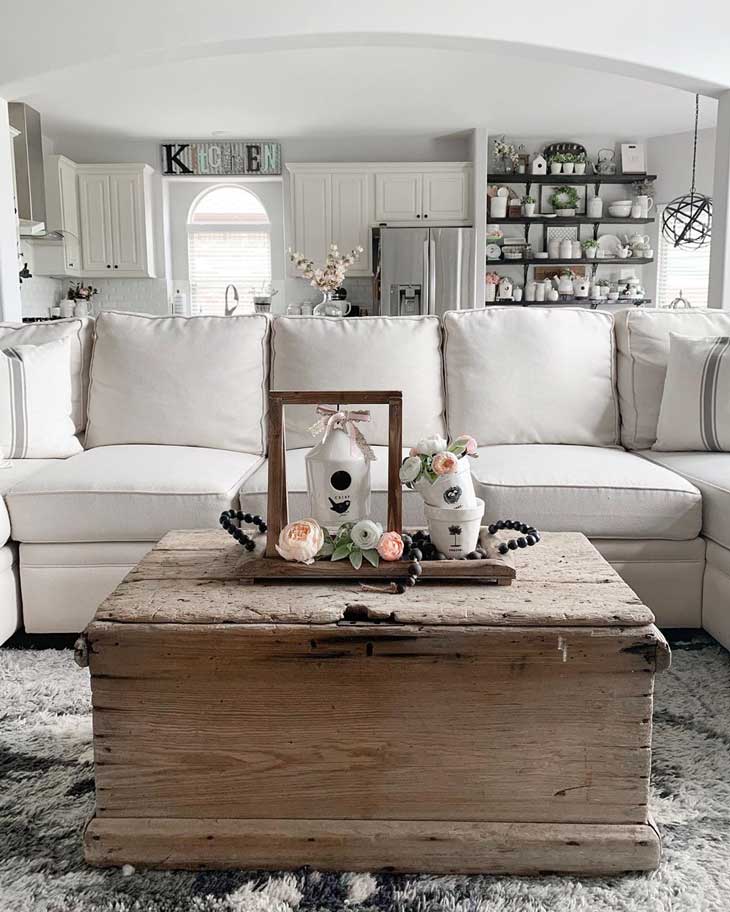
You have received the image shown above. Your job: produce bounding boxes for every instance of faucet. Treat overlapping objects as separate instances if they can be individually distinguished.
[224,284,239,316]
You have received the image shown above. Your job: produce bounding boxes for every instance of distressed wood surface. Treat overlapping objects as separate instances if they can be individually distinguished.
[87,622,661,824]
[93,532,655,628]
[84,817,661,874]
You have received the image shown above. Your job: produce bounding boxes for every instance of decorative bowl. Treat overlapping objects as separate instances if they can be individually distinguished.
[608,203,632,217]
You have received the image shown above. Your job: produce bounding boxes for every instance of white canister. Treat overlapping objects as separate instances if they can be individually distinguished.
[485,283,497,303]
[587,195,603,219]
[590,283,601,300]
[524,282,536,302]
[413,458,477,510]
[535,283,545,302]
[631,202,642,219]
[490,196,508,219]
[548,239,561,259]
[60,300,75,319]
[305,425,371,530]
[571,240,582,259]
[513,286,523,302]
[559,239,573,259]
[425,498,485,559]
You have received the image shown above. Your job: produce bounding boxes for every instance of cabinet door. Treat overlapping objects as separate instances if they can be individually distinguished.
[292,172,331,268]
[331,172,372,275]
[79,173,113,273]
[109,171,146,273]
[375,173,422,221]
[422,170,470,221]
[58,158,81,272]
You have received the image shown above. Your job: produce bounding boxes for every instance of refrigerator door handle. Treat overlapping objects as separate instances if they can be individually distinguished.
[422,239,430,315]
[429,238,436,315]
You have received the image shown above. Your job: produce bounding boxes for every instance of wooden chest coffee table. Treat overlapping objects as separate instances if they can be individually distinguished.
[80,530,669,875]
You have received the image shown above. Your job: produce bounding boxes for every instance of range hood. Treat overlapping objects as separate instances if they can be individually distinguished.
[8,102,46,236]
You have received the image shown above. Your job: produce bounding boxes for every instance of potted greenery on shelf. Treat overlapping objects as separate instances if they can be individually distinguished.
[562,152,575,175]
[582,238,599,259]
[548,186,580,216]
[574,152,587,175]
[521,194,536,217]
[549,153,564,175]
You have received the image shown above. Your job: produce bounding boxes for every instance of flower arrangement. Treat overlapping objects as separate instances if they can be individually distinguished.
[493,136,518,164]
[276,517,404,569]
[67,283,98,302]
[486,226,504,241]
[582,239,599,249]
[288,243,364,293]
[400,434,478,487]
[485,271,500,286]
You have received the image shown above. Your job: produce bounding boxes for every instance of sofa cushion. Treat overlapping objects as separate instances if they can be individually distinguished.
[0,317,93,433]
[640,451,730,550]
[240,446,426,528]
[614,308,730,450]
[7,445,263,543]
[85,312,269,454]
[470,444,701,540]
[443,308,620,447]
[0,460,61,547]
[271,316,446,449]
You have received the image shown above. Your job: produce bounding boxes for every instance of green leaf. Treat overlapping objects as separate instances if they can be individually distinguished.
[332,543,352,561]
[317,540,335,558]
[362,549,380,568]
[349,549,363,570]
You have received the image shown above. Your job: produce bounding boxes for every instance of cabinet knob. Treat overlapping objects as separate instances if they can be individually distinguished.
[114,265,118,269]
[424,214,429,219]
[106,264,111,268]
[416,214,420,219]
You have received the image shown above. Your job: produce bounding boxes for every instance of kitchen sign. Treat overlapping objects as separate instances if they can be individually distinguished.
[161,141,281,176]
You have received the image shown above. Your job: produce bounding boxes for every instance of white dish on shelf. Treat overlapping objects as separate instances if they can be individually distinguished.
[486,243,502,260]
[597,234,622,258]
[556,208,576,217]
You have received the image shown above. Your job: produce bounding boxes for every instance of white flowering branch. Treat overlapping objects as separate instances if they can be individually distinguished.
[289,243,364,292]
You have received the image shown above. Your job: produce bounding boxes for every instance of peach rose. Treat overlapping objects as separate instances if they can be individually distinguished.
[454,434,478,455]
[377,531,404,561]
[432,451,459,475]
[275,518,324,564]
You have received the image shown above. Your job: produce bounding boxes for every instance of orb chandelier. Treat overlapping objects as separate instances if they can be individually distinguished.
[662,95,712,249]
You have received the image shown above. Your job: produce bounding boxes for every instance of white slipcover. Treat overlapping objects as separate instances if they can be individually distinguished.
[614,308,730,450]
[85,312,269,454]
[6,445,262,543]
[271,316,446,449]
[0,460,61,547]
[443,308,620,447]
[640,451,730,550]
[470,444,701,540]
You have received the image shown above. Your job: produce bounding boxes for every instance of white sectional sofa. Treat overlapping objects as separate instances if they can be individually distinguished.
[0,307,728,650]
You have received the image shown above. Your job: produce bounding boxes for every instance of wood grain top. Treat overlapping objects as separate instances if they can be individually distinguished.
[91,531,655,629]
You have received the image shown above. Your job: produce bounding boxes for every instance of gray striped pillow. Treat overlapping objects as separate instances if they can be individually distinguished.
[0,338,82,459]
[654,333,730,451]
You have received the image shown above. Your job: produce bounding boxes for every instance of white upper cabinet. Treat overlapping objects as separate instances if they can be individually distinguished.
[292,171,331,273]
[330,172,372,275]
[422,170,470,221]
[375,172,423,221]
[78,164,156,277]
[34,155,82,276]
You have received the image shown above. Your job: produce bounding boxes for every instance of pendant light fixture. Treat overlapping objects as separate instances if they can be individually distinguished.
[662,94,712,249]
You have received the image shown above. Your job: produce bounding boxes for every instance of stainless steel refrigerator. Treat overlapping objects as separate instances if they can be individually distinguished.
[379,227,475,316]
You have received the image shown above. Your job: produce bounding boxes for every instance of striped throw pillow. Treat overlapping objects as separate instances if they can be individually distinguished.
[0,338,82,459]
[654,333,730,451]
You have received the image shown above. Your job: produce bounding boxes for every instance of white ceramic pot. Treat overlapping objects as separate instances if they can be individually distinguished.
[585,246,598,259]
[513,287,523,302]
[562,162,575,174]
[305,425,371,530]
[425,498,485,559]
[574,162,586,175]
[550,162,562,175]
[413,458,477,510]
[587,196,603,218]
[535,283,546,302]
[559,239,573,259]
[547,239,560,259]
[571,240,582,258]
[523,202,536,217]
[547,288,559,302]
[524,282,536,302]
[490,196,508,219]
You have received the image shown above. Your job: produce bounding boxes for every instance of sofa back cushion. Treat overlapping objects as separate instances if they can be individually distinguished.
[271,316,446,449]
[615,309,730,450]
[443,308,620,446]
[0,317,93,433]
[85,312,269,453]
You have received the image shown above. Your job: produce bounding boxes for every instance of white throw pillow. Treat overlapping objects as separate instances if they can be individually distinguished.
[443,308,620,447]
[85,312,270,454]
[654,333,730,451]
[0,337,82,458]
[0,317,93,433]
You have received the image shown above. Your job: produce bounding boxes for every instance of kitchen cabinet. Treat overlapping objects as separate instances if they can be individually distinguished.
[330,172,372,274]
[292,171,331,275]
[78,164,155,277]
[375,172,423,221]
[422,170,470,221]
[40,155,82,275]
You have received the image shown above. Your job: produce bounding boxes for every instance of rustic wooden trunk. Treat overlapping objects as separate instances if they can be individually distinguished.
[81,531,669,875]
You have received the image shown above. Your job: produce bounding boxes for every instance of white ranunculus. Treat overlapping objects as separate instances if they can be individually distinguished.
[399,455,423,484]
[415,434,448,456]
[350,519,383,551]
[275,519,324,564]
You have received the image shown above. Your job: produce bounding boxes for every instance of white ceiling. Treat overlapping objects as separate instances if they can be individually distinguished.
[20,46,718,144]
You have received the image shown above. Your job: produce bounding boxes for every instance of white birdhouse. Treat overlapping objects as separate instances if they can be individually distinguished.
[532,153,547,176]
[305,416,373,531]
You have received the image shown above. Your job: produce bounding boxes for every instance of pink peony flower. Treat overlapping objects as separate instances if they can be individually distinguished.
[275,519,324,564]
[432,451,459,475]
[377,531,404,561]
[455,434,478,455]
[409,446,418,457]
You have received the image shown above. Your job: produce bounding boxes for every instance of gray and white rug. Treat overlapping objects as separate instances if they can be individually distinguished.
[1,635,729,912]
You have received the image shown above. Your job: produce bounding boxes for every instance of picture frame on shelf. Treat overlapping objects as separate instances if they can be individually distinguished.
[540,184,587,214]
[620,143,647,174]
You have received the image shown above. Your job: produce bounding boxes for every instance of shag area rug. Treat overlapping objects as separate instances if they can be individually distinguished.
[1,635,729,912]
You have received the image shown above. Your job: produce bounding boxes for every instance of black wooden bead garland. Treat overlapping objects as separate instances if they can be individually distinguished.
[487,520,540,554]
[219,510,267,552]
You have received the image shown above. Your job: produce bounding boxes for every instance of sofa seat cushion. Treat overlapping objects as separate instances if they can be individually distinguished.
[240,447,426,529]
[0,460,61,546]
[7,445,263,543]
[640,451,730,550]
[470,444,701,540]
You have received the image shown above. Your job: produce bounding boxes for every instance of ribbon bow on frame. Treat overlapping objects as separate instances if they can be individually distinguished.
[309,405,376,462]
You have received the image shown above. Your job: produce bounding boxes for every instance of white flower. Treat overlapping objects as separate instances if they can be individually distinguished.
[399,455,422,484]
[350,519,383,551]
[275,519,324,564]
[415,434,448,456]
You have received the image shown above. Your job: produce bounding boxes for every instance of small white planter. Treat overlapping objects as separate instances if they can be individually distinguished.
[574,162,586,175]
[562,162,575,174]
[585,246,598,259]
[550,162,562,175]
[523,202,536,217]
[425,498,485,559]
[413,458,477,510]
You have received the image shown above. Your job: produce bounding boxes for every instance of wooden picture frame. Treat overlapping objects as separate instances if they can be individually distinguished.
[265,390,403,558]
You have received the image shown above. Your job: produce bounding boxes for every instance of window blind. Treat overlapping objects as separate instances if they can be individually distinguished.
[656,207,712,308]
[187,229,272,316]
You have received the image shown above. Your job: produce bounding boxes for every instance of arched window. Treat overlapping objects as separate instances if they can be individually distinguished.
[187,185,272,315]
